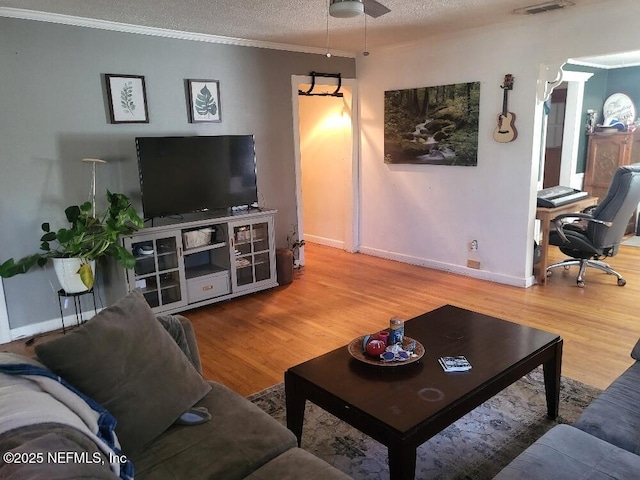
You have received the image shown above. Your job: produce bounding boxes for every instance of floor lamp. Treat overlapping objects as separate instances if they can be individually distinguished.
[82,158,107,217]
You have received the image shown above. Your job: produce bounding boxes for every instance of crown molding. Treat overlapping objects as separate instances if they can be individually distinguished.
[568,58,640,70]
[0,7,356,58]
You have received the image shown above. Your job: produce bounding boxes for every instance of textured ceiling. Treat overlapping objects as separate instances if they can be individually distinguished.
[0,0,614,57]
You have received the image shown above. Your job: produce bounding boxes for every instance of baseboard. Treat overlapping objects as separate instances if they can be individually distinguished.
[304,235,345,250]
[358,246,530,288]
[8,308,100,342]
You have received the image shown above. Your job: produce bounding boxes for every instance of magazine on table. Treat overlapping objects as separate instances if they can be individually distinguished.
[438,355,472,372]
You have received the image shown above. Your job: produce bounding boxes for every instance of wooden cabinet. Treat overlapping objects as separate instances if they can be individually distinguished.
[584,131,640,232]
[106,209,278,314]
[584,132,640,199]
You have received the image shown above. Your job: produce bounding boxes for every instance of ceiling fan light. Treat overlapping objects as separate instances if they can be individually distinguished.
[329,0,365,18]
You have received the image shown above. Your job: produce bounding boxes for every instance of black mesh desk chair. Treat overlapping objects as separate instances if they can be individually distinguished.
[546,163,640,287]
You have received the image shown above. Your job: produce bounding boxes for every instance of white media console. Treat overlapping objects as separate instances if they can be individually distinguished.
[105,208,278,315]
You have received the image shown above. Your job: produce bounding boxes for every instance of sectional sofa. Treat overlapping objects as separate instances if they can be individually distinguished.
[0,289,351,480]
[494,338,640,478]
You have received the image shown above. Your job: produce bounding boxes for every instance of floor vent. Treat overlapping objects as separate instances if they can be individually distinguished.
[513,1,575,15]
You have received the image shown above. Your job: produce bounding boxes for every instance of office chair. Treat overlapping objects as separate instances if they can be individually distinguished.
[546,163,640,287]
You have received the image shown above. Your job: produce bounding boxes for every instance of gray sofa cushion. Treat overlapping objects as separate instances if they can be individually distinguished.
[573,362,640,455]
[245,448,352,480]
[35,289,211,457]
[131,382,298,480]
[494,424,640,479]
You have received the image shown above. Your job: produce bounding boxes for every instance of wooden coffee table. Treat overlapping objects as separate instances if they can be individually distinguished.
[285,305,562,480]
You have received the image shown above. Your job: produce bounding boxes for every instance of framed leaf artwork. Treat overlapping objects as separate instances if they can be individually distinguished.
[105,74,149,124]
[187,79,221,123]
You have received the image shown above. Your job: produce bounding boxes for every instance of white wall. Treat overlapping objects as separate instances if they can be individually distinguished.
[299,89,353,249]
[356,0,640,287]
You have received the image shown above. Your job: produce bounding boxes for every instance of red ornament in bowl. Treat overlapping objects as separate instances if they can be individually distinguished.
[365,339,387,357]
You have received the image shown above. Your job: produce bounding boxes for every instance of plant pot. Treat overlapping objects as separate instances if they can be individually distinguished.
[53,258,95,293]
[276,248,294,285]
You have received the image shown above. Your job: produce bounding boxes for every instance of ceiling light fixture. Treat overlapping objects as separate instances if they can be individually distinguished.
[363,14,369,56]
[329,0,365,18]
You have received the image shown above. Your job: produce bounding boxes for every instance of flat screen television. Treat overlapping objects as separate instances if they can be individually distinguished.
[135,135,258,218]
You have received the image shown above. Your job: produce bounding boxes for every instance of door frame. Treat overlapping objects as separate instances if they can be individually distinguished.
[559,70,594,188]
[290,75,360,265]
[538,68,594,190]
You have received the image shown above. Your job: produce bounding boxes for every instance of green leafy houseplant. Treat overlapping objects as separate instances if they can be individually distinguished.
[286,225,306,266]
[0,191,143,289]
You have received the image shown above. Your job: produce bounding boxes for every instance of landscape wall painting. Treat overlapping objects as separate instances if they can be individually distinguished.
[384,82,480,166]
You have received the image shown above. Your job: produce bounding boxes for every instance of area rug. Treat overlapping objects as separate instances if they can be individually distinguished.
[248,368,601,479]
[621,236,640,247]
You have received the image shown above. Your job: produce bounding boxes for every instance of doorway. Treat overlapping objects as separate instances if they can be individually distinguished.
[291,75,359,266]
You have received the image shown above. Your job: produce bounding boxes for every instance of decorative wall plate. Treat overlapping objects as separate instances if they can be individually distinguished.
[603,93,636,125]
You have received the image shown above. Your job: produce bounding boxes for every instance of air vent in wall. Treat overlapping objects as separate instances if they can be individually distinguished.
[513,1,575,15]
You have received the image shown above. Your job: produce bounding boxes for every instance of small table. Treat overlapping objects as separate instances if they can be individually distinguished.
[535,196,598,285]
[285,305,562,480]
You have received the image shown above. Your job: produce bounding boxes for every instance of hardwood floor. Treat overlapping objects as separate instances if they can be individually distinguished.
[186,241,640,396]
[4,241,640,396]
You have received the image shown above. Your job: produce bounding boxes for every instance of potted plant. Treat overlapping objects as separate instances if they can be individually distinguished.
[276,225,306,286]
[0,190,143,293]
[286,225,306,267]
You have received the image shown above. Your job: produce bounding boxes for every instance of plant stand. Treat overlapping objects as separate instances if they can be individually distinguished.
[57,288,97,334]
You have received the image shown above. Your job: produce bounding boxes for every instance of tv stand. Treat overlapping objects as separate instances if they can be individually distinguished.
[105,209,278,314]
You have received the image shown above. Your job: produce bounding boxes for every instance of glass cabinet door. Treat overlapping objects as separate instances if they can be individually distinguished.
[231,220,274,291]
[125,232,187,312]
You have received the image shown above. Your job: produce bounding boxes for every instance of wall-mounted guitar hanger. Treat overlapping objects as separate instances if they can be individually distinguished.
[298,71,344,97]
[493,74,517,143]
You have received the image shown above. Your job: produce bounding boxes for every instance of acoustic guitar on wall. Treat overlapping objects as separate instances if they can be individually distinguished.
[493,74,517,143]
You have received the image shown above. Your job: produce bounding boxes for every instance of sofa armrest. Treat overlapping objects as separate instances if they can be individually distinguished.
[174,315,202,375]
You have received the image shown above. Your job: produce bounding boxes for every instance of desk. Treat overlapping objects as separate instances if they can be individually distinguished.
[535,196,598,285]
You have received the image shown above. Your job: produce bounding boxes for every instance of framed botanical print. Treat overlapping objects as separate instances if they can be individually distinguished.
[187,79,221,123]
[105,74,149,124]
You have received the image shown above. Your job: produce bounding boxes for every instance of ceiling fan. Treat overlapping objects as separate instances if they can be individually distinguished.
[329,0,391,19]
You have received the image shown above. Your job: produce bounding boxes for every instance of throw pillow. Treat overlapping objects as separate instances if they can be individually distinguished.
[35,289,211,456]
